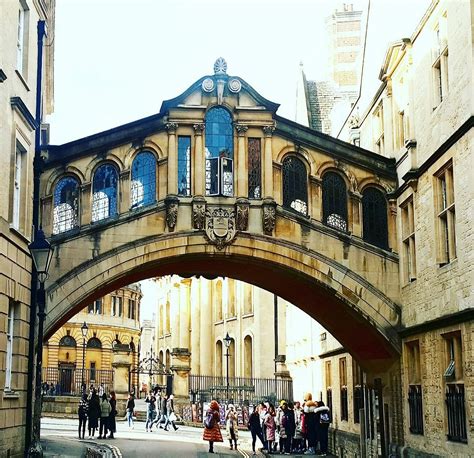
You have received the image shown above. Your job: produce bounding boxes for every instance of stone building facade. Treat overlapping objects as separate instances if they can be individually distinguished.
[0,0,55,455]
[43,284,142,395]
[320,1,474,456]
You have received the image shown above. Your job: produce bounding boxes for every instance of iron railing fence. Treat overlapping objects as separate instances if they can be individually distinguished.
[408,384,424,435]
[446,383,467,443]
[189,374,293,406]
[42,367,114,396]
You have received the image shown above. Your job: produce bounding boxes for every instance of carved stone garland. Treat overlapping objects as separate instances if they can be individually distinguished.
[192,196,206,230]
[164,195,179,231]
[262,198,277,235]
[235,198,250,231]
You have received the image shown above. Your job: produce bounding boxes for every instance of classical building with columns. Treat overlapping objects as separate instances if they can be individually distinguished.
[42,284,142,396]
[154,275,290,404]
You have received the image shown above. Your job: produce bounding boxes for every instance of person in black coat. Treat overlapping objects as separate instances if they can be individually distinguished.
[87,389,100,438]
[108,391,117,438]
[283,403,296,454]
[78,393,88,439]
[248,406,265,454]
[303,393,318,455]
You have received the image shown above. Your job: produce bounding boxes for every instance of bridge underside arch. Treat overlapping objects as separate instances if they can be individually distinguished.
[45,233,401,372]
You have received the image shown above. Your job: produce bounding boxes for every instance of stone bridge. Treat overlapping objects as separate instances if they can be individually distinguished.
[40,59,401,371]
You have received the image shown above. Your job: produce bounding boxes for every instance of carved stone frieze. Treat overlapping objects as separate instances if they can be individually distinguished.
[164,195,179,230]
[262,198,277,235]
[192,196,206,230]
[235,198,250,231]
[204,207,237,250]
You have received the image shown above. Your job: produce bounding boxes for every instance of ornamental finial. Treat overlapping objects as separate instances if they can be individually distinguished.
[214,57,227,75]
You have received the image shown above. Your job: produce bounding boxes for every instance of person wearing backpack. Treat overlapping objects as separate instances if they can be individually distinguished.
[202,400,223,453]
[315,401,331,456]
[78,393,88,439]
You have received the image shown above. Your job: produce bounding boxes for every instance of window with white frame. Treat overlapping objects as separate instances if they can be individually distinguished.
[111,296,123,317]
[435,163,456,265]
[16,1,28,74]
[5,301,16,390]
[373,103,384,154]
[432,14,448,108]
[401,197,416,283]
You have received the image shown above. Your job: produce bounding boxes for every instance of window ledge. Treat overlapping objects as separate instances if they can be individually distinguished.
[214,320,224,325]
[3,390,20,400]
[226,316,238,322]
[242,313,254,319]
[438,259,458,272]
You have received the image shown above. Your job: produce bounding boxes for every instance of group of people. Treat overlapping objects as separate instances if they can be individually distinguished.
[144,391,179,432]
[202,392,331,456]
[78,385,117,440]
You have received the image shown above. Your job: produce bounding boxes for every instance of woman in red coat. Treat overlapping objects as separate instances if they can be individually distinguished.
[203,400,223,453]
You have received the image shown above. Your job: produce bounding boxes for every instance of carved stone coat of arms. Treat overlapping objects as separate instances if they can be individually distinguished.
[204,207,236,250]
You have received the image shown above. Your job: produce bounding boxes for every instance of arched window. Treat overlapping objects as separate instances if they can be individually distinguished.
[129,341,136,352]
[244,335,253,378]
[131,151,156,208]
[322,172,348,231]
[91,164,118,222]
[282,156,308,215]
[362,187,389,249]
[216,340,223,377]
[59,335,77,347]
[53,176,79,234]
[165,349,170,371]
[87,337,102,349]
[205,107,234,196]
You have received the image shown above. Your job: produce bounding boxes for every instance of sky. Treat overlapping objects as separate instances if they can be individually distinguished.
[46,0,431,321]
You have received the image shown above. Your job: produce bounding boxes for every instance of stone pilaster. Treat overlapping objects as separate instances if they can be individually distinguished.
[166,122,178,195]
[235,124,248,197]
[263,125,275,198]
[193,123,205,196]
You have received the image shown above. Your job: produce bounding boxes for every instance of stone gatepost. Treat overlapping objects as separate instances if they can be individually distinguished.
[171,347,191,416]
[112,344,133,416]
[274,355,293,401]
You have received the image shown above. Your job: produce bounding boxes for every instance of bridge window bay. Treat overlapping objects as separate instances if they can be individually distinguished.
[92,164,118,222]
[130,151,156,208]
[248,138,261,199]
[362,187,389,249]
[205,107,234,196]
[322,172,348,231]
[177,136,191,196]
[282,156,308,215]
[53,176,79,234]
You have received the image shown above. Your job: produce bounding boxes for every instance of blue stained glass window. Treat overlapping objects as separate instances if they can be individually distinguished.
[53,176,80,234]
[92,164,118,222]
[177,137,191,196]
[131,151,156,208]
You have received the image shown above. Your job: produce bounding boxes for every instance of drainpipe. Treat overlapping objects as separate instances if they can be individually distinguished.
[274,294,278,377]
[25,20,47,454]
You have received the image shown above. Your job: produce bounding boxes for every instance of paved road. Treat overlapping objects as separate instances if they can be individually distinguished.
[41,418,258,457]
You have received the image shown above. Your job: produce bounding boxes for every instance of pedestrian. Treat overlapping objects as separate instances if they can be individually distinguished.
[87,389,100,438]
[164,394,178,431]
[145,392,156,432]
[150,393,162,430]
[98,383,105,397]
[303,393,318,455]
[126,393,135,429]
[315,401,331,456]
[225,404,239,450]
[157,394,168,429]
[78,392,88,439]
[203,400,223,454]
[98,392,110,439]
[248,405,265,455]
[284,402,296,454]
[293,401,304,453]
[263,404,276,454]
[108,391,117,439]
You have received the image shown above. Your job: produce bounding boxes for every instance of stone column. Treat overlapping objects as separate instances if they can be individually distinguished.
[349,191,362,237]
[112,344,133,412]
[199,279,212,375]
[166,122,178,195]
[235,124,248,197]
[190,278,201,375]
[193,123,205,196]
[263,125,275,198]
[170,348,191,415]
[119,170,130,213]
[80,183,92,226]
[170,281,180,350]
[179,279,191,350]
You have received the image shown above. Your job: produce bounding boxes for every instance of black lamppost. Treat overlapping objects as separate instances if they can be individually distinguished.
[223,332,232,402]
[28,228,54,457]
[80,322,88,392]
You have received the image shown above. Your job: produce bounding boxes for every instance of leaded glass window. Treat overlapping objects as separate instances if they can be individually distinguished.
[248,138,261,199]
[205,107,234,196]
[53,177,79,234]
[59,335,77,347]
[322,172,348,231]
[131,151,156,208]
[282,156,308,215]
[177,136,191,196]
[362,187,389,249]
[87,337,102,349]
[92,164,118,222]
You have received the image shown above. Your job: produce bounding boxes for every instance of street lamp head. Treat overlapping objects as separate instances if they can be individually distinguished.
[28,228,54,284]
[81,321,88,338]
[224,332,232,348]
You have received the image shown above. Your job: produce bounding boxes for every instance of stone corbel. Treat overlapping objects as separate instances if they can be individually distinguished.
[165,194,179,231]
[192,196,206,230]
[262,198,277,235]
[235,198,250,231]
